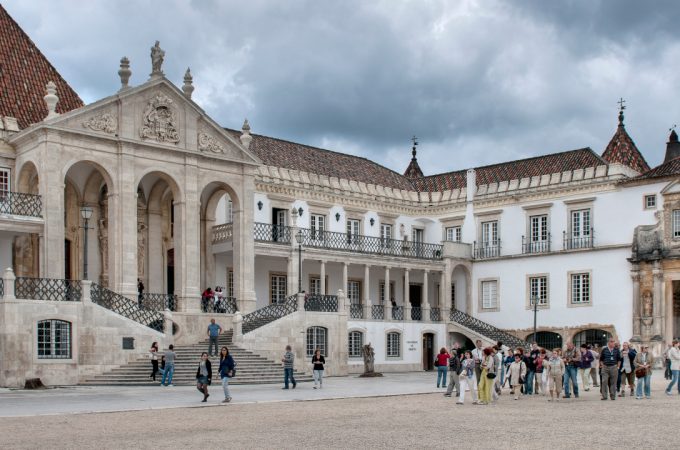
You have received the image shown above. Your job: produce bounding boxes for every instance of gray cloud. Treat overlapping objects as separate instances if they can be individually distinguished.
[4,0,680,175]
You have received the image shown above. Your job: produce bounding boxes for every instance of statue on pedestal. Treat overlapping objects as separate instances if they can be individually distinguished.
[150,41,165,75]
[359,343,383,377]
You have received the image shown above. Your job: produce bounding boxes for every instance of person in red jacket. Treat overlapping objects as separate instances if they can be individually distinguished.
[436,347,451,388]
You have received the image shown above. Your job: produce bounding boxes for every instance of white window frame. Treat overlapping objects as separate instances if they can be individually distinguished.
[479,278,499,312]
[379,280,395,305]
[530,214,548,242]
[481,220,498,247]
[568,271,592,307]
[347,280,361,305]
[644,194,657,210]
[227,269,234,297]
[673,210,680,239]
[306,326,327,357]
[347,218,360,245]
[446,226,462,242]
[386,331,401,358]
[310,214,326,240]
[0,167,10,195]
[380,223,392,245]
[570,209,591,238]
[270,273,287,304]
[348,330,364,358]
[527,274,549,309]
[411,227,424,243]
[37,319,72,359]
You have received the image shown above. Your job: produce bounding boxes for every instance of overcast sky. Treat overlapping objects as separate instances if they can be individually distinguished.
[5,0,680,174]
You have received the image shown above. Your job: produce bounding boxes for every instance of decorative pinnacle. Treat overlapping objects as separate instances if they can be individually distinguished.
[182,67,194,99]
[411,135,418,159]
[240,118,253,149]
[617,97,626,126]
[44,81,59,119]
[118,56,131,91]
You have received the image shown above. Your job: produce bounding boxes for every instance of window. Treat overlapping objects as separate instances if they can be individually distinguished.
[530,215,548,242]
[386,332,401,357]
[481,221,498,246]
[37,319,72,359]
[411,228,424,243]
[446,226,461,242]
[347,219,360,244]
[571,209,591,238]
[481,280,498,310]
[310,214,325,240]
[348,331,363,358]
[310,277,321,295]
[225,198,233,223]
[306,326,327,357]
[529,276,548,306]
[227,269,234,297]
[570,273,590,304]
[347,280,361,305]
[379,281,395,305]
[673,210,680,238]
[380,224,392,246]
[270,274,287,304]
[644,195,656,210]
[0,168,10,194]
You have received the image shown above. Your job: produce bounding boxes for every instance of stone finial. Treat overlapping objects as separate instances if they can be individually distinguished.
[150,40,165,78]
[118,57,131,90]
[240,118,252,149]
[182,67,194,99]
[44,81,59,119]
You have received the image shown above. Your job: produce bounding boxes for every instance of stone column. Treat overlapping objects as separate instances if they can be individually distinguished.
[113,154,139,299]
[342,262,348,294]
[233,173,257,313]
[404,268,411,321]
[289,216,299,296]
[42,163,65,279]
[384,266,391,320]
[363,264,371,319]
[320,260,326,294]
[630,266,641,341]
[443,261,452,320]
[422,269,430,321]
[201,213,217,291]
[652,261,664,339]
[286,256,295,296]
[337,289,346,314]
[2,268,16,300]
[439,271,446,316]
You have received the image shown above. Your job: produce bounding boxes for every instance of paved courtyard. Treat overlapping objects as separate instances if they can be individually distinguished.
[0,373,678,449]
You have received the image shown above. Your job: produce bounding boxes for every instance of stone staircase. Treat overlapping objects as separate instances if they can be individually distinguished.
[83,330,312,386]
[449,308,529,349]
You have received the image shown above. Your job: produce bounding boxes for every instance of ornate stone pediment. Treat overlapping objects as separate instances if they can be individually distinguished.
[198,129,225,154]
[82,111,117,134]
[140,93,180,144]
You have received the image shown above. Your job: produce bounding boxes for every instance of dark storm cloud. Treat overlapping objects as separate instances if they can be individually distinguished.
[4,0,680,175]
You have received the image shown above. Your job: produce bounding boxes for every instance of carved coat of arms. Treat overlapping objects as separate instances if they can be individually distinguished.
[140,94,180,143]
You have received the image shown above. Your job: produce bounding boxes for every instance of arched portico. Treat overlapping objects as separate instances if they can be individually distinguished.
[13,161,41,277]
[451,263,472,314]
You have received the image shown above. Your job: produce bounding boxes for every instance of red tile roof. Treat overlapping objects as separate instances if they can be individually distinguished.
[225,129,415,190]
[411,148,606,192]
[633,157,680,181]
[601,112,650,173]
[0,4,83,129]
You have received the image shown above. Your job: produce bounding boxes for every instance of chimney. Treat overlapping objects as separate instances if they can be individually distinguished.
[466,169,476,202]
[664,129,680,164]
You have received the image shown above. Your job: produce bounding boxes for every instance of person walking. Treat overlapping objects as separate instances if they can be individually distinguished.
[618,342,637,397]
[507,353,527,400]
[149,341,159,381]
[436,347,450,388]
[207,318,222,357]
[535,348,547,395]
[444,344,461,398]
[562,342,580,399]
[312,348,325,389]
[503,348,515,389]
[578,344,594,392]
[665,340,680,395]
[600,338,621,400]
[590,344,600,387]
[471,340,484,386]
[525,342,539,395]
[137,279,145,307]
[634,344,654,400]
[282,345,297,389]
[456,351,479,405]
[219,346,235,403]
[196,352,212,402]
[161,344,176,386]
[663,344,673,380]
[545,348,565,402]
[477,347,496,405]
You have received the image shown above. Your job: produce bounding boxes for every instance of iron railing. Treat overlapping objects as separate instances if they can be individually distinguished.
[254,222,292,244]
[304,294,338,312]
[430,307,442,322]
[522,234,551,254]
[411,306,422,321]
[140,293,177,311]
[296,228,443,260]
[242,294,298,333]
[212,223,233,244]
[449,308,528,349]
[0,278,3,297]
[91,283,164,332]
[563,229,594,250]
[392,306,404,320]
[15,277,81,302]
[204,296,238,314]
[371,304,384,320]
[473,241,501,259]
[0,191,42,217]
[349,304,363,319]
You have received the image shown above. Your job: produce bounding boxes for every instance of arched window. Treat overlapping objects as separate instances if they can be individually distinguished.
[386,331,401,358]
[348,331,364,358]
[37,319,72,359]
[526,331,563,350]
[306,326,327,357]
[573,329,612,348]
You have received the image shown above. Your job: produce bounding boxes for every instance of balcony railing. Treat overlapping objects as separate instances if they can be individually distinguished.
[140,293,177,311]
[202,296,238,314]
[349,303,363,319]
[297,228,443,260]
[392,305,404,320]
[15,277,81,302]
[563,229,594,250]
[371,304,384,320]
[411,306,422,321]
[473,240,501,259]
[91,283,164,332]
[522,235,551,254]
[304,294,338,312]
[254,222,291,244]
[0,191,42,217]
[212,223,233,244]
[430,307,441,322]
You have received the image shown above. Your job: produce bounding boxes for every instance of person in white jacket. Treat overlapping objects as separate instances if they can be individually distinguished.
[665,340,680,395]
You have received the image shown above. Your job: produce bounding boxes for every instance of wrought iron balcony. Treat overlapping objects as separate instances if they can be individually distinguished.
[411,306,422,321]
[392,305,404,320]
[304,294,338,312]
[473,240,501,259]
[212,223,233,244]
[349,303,363,319]
[255,222,291,244]
[430,307,442,322]
[563,229,594,250]
[522,234,551,254]
[15,277,81,301]
[371,304,384,320]
[0,191,42,218]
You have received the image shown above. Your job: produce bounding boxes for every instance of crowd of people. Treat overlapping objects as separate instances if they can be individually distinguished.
[437,338,680,405]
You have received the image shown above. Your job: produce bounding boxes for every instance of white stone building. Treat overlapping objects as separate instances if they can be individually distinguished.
[0,6,678,386]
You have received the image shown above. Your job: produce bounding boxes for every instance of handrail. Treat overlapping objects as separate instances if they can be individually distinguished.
[304,294,338,312]
[449,308,528,348]
[0,191,42,217]
[91,283,164,332]
[15,277,81,302]
[140,293,177,311]
[212,223,233,244]
[242,294,298,333]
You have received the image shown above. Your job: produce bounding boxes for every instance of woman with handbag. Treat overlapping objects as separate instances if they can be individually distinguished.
[634,344,654,399]
[219,346,235,403]
[149,341,159,381]
[456,351,479,405]
[508,353,527,400]
[477,347,495,405]
[196,352,212,403]
[545,348,565,402]
[435,347,450,388]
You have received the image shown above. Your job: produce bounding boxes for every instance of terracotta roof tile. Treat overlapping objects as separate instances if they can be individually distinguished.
[601,112,650,173]
[0,4,83,129]
[633,157,680,181]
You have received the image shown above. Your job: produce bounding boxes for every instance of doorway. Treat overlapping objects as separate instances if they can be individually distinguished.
[423,332,435,371]
[166,248,175,294]
[272,208,287,242]
[409,283,422,319]
[64,239,72,279]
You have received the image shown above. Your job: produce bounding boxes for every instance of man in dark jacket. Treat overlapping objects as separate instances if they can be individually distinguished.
[444,343,462,398]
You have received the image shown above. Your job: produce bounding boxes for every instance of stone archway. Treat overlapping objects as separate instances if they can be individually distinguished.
[13,161,40,277]
[451,264,472,314]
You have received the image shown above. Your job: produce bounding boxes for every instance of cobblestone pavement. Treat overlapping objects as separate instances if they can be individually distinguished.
[0,374,678,449]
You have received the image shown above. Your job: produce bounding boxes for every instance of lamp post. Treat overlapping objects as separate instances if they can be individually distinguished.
[80,206,93,280]
[531,294,539,343]
[294,229,303,293]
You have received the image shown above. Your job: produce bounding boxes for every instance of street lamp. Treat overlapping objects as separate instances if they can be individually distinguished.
[294,229,303,293]
[80,206,93,280]
[531,294,539,343]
